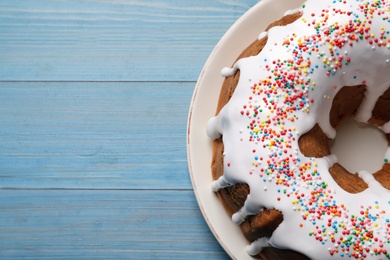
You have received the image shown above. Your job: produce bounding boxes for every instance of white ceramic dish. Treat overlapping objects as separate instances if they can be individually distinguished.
[187,0,304,259]
[186,0,389,258]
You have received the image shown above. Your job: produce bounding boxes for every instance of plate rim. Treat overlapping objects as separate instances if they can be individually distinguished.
[187,0,305,258]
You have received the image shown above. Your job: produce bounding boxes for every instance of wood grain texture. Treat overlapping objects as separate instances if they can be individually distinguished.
[0,0,258,81]
[0,0,260,258]
[0,189,228,259]
[0,81,192,189]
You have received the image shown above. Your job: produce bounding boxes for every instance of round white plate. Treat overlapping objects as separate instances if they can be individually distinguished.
[187,0,305,259]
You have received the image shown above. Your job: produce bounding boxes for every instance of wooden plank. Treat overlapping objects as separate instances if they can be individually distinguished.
[0,189,228,259]
[0,81,193,189]
[0,0,258,81]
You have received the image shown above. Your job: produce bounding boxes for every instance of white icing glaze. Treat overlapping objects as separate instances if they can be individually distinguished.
[258,31,268,41]
[284,7,302,16]
[383,120,390,133]
[385,147,390,163]
[208,0,390,259]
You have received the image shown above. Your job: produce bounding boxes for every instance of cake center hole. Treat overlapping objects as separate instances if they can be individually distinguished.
[330,117,388,174]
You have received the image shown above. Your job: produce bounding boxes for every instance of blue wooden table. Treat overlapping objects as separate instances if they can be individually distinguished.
[0,0,259,259]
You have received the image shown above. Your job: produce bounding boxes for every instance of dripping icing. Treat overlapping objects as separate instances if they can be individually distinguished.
[257,31,268,41]
[208,0,390,259]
